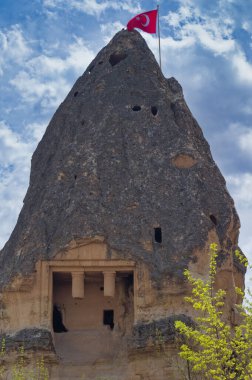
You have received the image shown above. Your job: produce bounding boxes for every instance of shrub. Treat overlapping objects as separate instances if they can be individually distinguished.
[175,243,252,380]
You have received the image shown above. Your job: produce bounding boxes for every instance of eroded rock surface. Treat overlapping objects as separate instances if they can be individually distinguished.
[0,30,240,289]
[0,28,245,380]
[0,328,54,351]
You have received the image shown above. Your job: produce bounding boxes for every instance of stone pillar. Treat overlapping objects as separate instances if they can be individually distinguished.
[103,271,116,297]
[72,271,85,299]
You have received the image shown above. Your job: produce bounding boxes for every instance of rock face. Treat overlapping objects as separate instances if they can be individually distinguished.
[0,30,245,379]
[0,30,240,286]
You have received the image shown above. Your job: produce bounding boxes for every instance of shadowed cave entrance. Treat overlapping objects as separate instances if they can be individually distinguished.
[52,271,134,364]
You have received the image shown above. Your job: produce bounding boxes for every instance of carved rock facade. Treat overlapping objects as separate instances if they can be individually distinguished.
[0,30,245,379]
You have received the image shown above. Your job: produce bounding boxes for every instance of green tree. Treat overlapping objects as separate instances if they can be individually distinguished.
[175,243,252,380]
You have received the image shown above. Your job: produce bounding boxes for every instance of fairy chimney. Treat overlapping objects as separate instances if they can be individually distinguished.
[0,30,245,380]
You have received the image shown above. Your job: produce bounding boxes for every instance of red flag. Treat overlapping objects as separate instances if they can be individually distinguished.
[127,10,158,34]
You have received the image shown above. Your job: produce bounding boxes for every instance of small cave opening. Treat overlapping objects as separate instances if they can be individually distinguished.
[74,175,77,180]
[132,105,141,112]
[109,52,127,67]
[210,214,218,226]
[171,102,176,113]
[154,227,162,243]
[53,305,68,333]
[103,310,114,330]
[74,91,78,97]
[98,61,103,65]
[151,106,158,116]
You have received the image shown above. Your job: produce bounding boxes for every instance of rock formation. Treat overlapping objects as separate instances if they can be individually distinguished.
[0,29,245,379]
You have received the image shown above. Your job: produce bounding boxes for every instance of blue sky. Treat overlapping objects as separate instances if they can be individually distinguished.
[0,0,252,279]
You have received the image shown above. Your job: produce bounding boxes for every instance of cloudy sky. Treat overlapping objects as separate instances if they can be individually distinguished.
[0,0,251,279]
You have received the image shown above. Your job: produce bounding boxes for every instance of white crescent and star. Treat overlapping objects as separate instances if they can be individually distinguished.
[136,14,150,27]
[141,14,150,27]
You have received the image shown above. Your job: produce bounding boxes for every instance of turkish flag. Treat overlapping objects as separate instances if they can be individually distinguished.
[127,10,158,34]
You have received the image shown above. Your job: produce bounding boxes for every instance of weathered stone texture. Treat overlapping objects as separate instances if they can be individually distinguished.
[0,30,240,288]
[0,328,54,351]
[0,28,245,380]
[131,314,194,349]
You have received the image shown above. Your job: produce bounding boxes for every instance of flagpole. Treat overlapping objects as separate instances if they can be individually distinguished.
[157,4,162,70]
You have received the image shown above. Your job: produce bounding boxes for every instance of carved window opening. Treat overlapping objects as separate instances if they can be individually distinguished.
[151,106,158,116]
[210,214,218,225]
[103,310,114,330]
[154,227,162,243]
[74,91,78,97]
[132,105,141,112]
[109,52,127,67]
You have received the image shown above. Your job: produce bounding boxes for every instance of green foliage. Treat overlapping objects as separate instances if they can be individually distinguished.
[0,339,49,380]
[175,243,252,380]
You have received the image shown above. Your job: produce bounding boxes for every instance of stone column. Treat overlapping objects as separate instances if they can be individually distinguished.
[72,271,85,299]
[103,271,116,297]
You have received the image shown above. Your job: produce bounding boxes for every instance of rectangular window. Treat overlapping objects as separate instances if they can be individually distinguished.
[154,227,162,243]
[103,309,114,329]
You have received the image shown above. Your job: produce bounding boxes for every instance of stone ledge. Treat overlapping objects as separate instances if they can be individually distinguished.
[130,314,194,350]
[0,328,54,352]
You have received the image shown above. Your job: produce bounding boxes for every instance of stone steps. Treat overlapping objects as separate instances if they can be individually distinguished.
[54,328,125,364]
[50,328,129,379]
[50,361,129,380]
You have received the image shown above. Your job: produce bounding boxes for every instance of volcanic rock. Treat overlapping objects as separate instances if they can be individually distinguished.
[0,30,240,287]
[0,29,245,380]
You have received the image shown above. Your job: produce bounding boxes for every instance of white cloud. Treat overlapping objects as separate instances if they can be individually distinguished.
[43,0,57,6]
[161,3,252,89]
[228,173,252,205]
[100,21,125,43]
[242,20,252,33]
[183,23,235,55]
[232,50,252,85]
[0,119,47,246]
[0,121,32,165]
[0,120,47,248]
[163,5,235,56]
[10,37,95,108]
[43,0,141,16]
[10,71,70,108]
[69,0,112,16]
[159,35,195,50]
[0,120,46,173]
[238,129,252,157]
[24,122,47,144]
[62,37,95,73]
[28,37,94,76]
[0,25,31,75]
[223,123,252,158]
[227,174,252,276]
